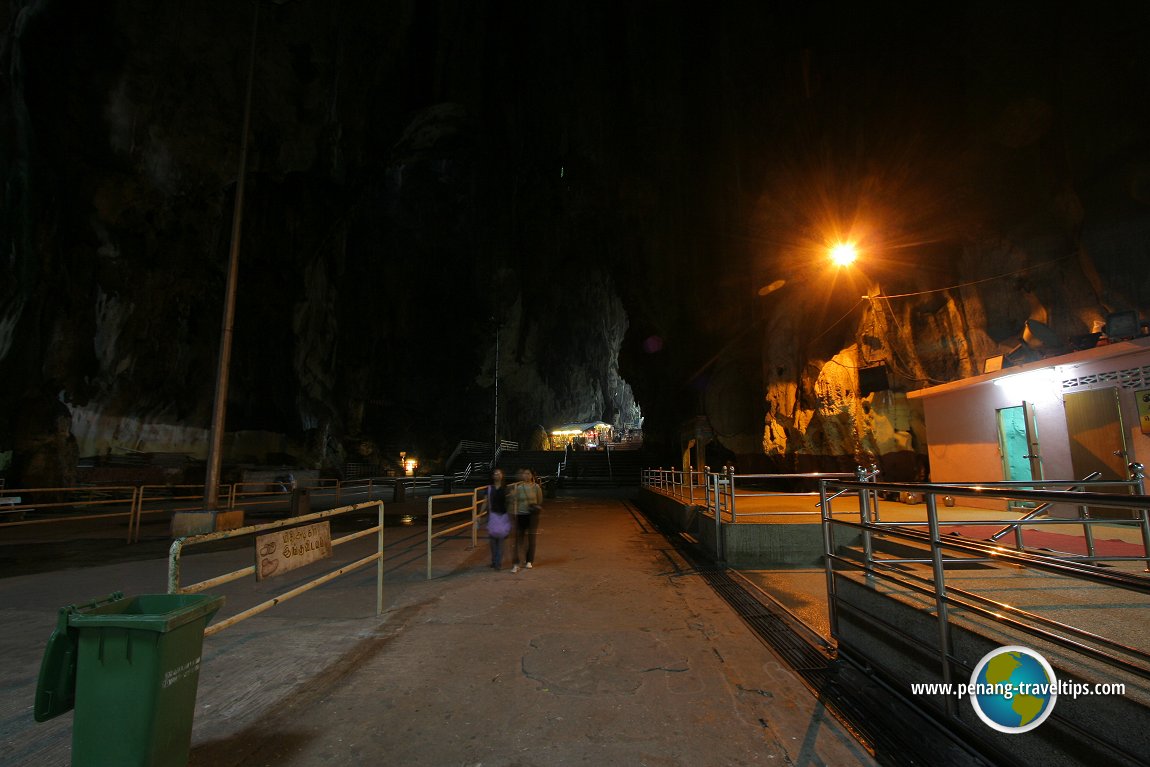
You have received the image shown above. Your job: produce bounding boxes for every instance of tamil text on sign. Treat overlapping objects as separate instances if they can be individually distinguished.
[256,521,332,580]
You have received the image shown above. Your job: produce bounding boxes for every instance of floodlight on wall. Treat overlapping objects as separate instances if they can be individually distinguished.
[1106,310,1139,340]
[1022,319,1060,350]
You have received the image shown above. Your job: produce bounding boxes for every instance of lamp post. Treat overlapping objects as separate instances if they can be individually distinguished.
[203,1,261,509]
[493,317,500,462]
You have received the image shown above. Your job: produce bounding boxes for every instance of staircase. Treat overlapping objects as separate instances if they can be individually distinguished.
[488,449,652,487]
[493,450,564,479]
[561,449,649,486]
[445,440,496,481]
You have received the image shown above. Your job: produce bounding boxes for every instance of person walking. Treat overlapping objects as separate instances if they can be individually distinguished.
[485,469,511,570]
[510,467,543,573]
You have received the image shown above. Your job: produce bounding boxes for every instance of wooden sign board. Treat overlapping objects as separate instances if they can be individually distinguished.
[256,521,332,580]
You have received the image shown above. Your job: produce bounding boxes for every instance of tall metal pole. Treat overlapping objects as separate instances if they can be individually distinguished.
[493,321,499,461]
[204,1,260,509]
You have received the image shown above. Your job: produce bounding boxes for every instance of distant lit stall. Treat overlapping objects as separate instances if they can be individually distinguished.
[550,422,614,450]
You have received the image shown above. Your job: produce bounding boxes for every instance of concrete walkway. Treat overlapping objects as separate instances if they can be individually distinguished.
[1,493,876,766]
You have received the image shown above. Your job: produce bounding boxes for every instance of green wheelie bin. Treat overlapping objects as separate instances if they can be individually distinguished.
[35,591,224,767]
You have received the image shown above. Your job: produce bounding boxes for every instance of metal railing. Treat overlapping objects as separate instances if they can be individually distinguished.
[819,477,1150,740]
[445,439,493,471]
[1,477,395,543]
[422,479,547,578]
[168,500,385,636]
[822,477,1150,573]
[0,485,139,540]
[641,467,711,505]
[642,466,873,561]
[334,477,395,502]
[877,465,1147,559]
[426,487,487,579]
[459,462,489,483]
[986,465,1143,552]
[642,466,864,522]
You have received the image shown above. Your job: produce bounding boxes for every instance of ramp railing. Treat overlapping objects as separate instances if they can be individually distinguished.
[168,501,385,636]
[641,467,709,505]
[819,476,1150,755]
[642,466,865,522]
[426,487,487,579]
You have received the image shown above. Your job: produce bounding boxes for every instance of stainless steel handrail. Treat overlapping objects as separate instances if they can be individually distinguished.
[827,514,1150,591]
[821,477,1150,733]
[828,479,1149,511]
[987,470,1103,543]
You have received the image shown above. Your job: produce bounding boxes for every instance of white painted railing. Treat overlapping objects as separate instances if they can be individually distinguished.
[425,488,487,579]
[167,501,385,636]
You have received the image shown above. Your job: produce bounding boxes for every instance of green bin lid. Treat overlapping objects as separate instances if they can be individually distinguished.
[68,593,225,633]
[33,613,78,722]
[33,591,127,723]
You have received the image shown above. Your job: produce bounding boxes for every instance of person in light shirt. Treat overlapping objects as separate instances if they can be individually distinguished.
[509,468,543,573]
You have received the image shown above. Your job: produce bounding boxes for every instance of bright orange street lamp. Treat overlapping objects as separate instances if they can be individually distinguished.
[829,242,858,267]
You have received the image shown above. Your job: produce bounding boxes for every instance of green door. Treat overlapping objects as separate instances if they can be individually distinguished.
[998,404,1041,507]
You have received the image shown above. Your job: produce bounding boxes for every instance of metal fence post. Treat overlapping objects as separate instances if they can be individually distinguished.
[727,466,737,523]
[856,467,874,574]
[1131,463,1150,572]
[471,489,479,548]
[713,471,722,561]
[1080,490,1096,560]
[820,480,839,638]
[126,486,141,544]
[868,463,881,523]
[426,496,434,580]
[377,501,385,615]
[926,492,957,717]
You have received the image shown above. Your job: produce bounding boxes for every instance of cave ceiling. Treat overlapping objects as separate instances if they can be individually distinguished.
[2,1,1149,483]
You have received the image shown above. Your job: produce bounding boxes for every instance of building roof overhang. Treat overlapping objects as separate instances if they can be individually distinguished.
[552,422,611,433]
[907,336,1150,401]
